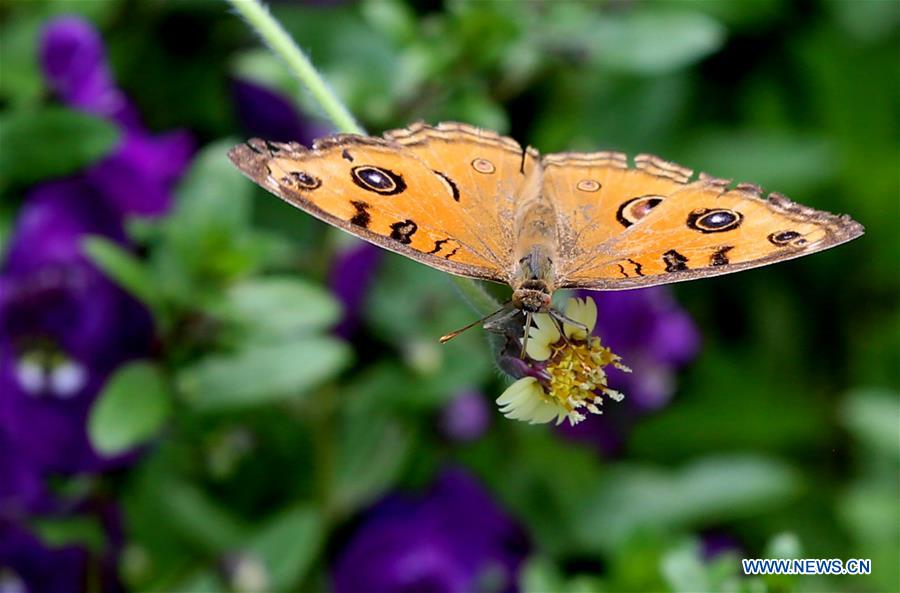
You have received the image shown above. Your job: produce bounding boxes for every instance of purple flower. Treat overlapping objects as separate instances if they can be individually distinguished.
[440,391,491,442]
[84,130,194,217]
[231,78,333,143]
[560,288,700,452]
[0,434,51,518]
[701,531,742,560]
[0,182,153,474]
[587,288,700,410]
[0,16,194,479]
[40,16,139,129]
[40,16,194,217]
[329,242,382,339]
[0,520,88,593]
[332,469,529,593]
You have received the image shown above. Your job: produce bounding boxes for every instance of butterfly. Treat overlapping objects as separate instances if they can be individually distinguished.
[228,121,864,347]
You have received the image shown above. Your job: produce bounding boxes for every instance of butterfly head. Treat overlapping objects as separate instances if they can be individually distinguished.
[511,281,553,313]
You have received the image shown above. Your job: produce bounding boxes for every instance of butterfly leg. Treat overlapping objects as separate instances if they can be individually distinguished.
[520,312,534,358]
[550,309,590,335]
[549,313,594,368]
[483,308,520,333]
[549,314,574,348]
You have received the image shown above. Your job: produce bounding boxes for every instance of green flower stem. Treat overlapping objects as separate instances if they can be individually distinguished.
[225,0,362,135]
[225,0,503,316]
[450,276,502,316]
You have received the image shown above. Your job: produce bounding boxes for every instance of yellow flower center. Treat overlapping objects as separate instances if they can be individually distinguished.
[541,335,629,424]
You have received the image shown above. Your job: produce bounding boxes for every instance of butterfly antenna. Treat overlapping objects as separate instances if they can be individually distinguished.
[520,312,534,358]
[439,305,510,344]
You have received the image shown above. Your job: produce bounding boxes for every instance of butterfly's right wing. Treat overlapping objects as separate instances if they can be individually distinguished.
[543,151,693,261]
[543,151,862,289]
[228,123,529,283]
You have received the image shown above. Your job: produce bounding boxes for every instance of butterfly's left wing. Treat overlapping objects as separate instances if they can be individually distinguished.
[544,152,864,289]
[228,127,525,284]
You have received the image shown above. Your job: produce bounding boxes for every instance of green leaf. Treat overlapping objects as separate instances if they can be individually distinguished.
[171,571,224,593]
[521,557,566,593]
[173,138,251,229]
[163,480,248,552]
[83,236,160,314]
[680,131,836,195]
[0,107,119,187]
[0,16,43,107]
[179,337,351,411]
[248,506,323,591]
[365,255,493,402]
[224,277,342,340]
[598,12,725,74]
[661,540,711,593]
[169,506,322,593]
[573,455,800,552]
[764,532,802,559]
[88,361,171,456]
[333,404,414,516]
[840,388,900,459]
[32,516,106,554]
[163,139,258,281]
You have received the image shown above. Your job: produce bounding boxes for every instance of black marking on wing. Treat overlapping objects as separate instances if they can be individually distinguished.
[444,247,459,259]
[617,263,628,278]
[686,208,743,233]
[768,230,801,246]
[350,201,371,228]
[287,171,321,190]
[390,219,418,244]
[710,245,734,266]
[351,166,407,195]
[433,170,460,202]
[428,238,450,255]
[663,249,689,272]
[342,149,354,162]
[627,258,644,276]
[264,140,281,154]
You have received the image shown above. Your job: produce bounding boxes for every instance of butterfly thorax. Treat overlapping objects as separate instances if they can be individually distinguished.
[510,162,557,313]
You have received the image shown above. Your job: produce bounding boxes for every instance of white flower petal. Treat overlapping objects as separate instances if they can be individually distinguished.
[528,401,562,424]
[564,297,597,339]
[14,359,45,395]
[50,360,87,399]
[523,313,559,361]
[505,388,541,418]
[496,377,561,424]
[496,377,536,406]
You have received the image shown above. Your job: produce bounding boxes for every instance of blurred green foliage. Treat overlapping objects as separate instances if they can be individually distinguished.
[1,0,898,592]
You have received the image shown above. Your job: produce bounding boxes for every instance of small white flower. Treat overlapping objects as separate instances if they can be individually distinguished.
[496,297,630,426]
[496,377,567,425]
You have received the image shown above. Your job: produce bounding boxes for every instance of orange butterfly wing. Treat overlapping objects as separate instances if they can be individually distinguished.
[543,152,692,262]
[548,154,864,289]
[228,123,537,283]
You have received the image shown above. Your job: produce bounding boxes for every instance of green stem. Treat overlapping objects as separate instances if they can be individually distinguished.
[450,276,502,316]
[225,0,363,135]
[225,0,502,316]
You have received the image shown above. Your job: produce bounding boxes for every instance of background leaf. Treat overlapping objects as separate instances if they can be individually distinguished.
[84,236,161,314]
[0,107,119,188]
[573,455,801,552]
[179,337,351,411]
[88,361,171,456]
[223,276,342,340]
